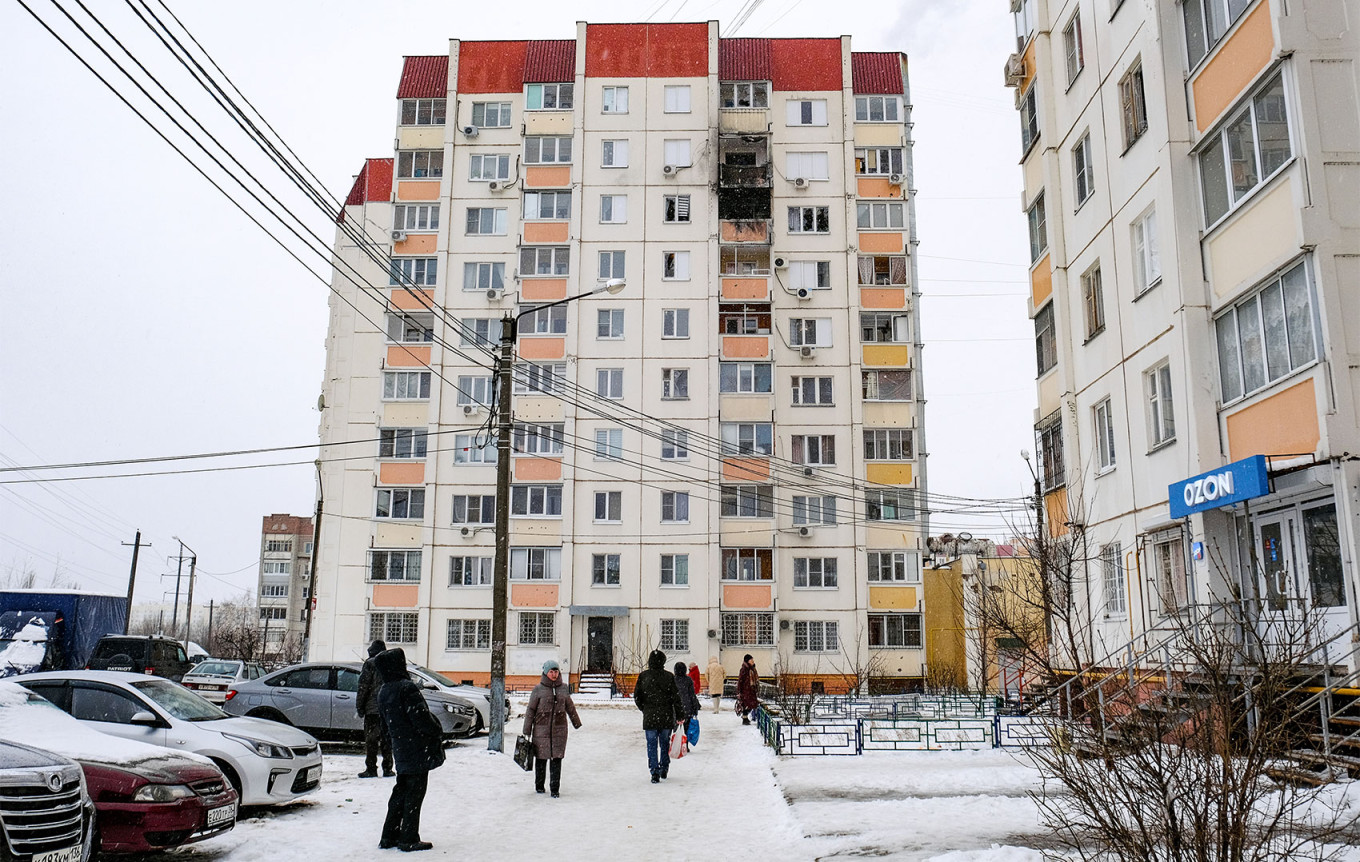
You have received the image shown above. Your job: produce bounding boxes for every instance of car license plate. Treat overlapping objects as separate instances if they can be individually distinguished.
[206,803,236,827]
[200,684,225,691]
[34,844,82,862]
[305,765,321,783]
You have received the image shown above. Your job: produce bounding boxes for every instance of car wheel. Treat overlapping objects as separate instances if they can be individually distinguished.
[246,707,291,725]
[211,758,243,798]
[472,714,485,735]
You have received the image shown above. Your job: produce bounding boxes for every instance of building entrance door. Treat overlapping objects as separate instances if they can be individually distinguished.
[586,617,613,673]
[1254,502,1349,663]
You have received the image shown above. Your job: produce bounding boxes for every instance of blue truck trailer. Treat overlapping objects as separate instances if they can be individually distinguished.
[0,590,128,677]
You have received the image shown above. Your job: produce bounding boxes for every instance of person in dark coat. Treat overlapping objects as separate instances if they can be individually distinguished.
[521,659,581,797]
[356,639,393,778]
[634,649,683,783]
[737,653,760,724]
[674,661,702,721]
[375,648,444,852]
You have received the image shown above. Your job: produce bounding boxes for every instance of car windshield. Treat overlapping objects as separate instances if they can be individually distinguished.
[411,666,459,688]
[130,679,227,721]
[189,661,241,678]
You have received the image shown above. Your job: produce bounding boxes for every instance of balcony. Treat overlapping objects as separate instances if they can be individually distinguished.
[719,163,772,188]
[718,109,771,135]
[719,219,772,245]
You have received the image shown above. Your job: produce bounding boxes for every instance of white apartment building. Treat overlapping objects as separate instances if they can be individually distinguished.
[256,514,314,647]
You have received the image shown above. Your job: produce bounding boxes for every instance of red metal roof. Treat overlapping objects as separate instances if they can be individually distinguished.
[852,52,905,95]
[524,39,576,82]
[719,38,771,82]
[396,56,448,98]
[338,158,392,223]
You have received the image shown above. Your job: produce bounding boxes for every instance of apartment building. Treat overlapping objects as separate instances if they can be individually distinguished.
[1009,0,1360,662]
[256,514,314,648]
[313,22,928,691]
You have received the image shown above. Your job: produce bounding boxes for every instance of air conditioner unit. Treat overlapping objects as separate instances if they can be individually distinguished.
[796,288,810,299]
[662,164,678,176]
[802,467,814,477]
[799,345,816,358]
[797,526,811,537]
[390,230,407,242]
[773,256,788,268]
[707,629,718,639]
[487,181,502,191]
[486,288,504,300]
[462,124,480,137]
[1004,54,1025,87]
[460,526,472,537]
[792,176,808,188]
[462,404,477,415]
[779,619,791,630]
[887,173,903,186]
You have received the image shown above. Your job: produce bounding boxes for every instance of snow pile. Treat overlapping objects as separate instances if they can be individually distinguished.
[0,622,50,676]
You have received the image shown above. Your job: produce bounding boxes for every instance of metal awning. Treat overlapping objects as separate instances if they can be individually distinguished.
[567,605,630,617]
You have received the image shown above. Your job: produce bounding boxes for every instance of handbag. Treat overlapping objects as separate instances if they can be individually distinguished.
[686,717,699,746]
[669,728,688,760]
[512,735,535,772]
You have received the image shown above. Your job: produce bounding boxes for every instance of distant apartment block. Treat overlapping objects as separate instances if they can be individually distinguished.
[257,514,314,647]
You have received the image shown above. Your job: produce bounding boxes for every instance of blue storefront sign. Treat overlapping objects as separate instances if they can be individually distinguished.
[1168,455,1270,519]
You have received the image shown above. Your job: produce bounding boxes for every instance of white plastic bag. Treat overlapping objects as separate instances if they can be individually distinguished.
[669,729,688,760]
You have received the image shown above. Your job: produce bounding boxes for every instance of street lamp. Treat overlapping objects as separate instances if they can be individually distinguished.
[488,278,626,752]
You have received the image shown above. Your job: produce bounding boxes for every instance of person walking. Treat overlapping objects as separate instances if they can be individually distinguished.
[687,663,703,700]
[705,656,725,715]
[521,659,581,798]
[356,639,394,778]
[634,649,682,783]
[737,654,760,725]
[376,647,445,852]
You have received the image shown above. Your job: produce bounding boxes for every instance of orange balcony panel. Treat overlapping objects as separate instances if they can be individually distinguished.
[862,345,911,367]
[390,288,435,310]
[379,462,426,485]
[1192,1,1272,133]
[393,233,437,254]
[1045,488,1069,538]
[1031,253,1052,308]
[859,232,903,253]
[372,584,419,608]
[860,287,906,309]
[866,462,913,485]
[868,586,918,610]
[521,279,568,301]
[721,335,769,360]
[856,178,899,198]
[519,336,565,360]
[396,181,440,201]
[719,219,771,244]
[514,457,563,481]
[722,583,772,609]
[1019,39,1037,93]
[386,344,431,367]
[721,277,769,300]
[1226,378,1320,461]
[525,165,572,188]
[511,583,558,608]
[722,457,771,482]
[523,221,570,244]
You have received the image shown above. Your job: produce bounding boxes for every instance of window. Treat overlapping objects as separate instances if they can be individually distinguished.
[519,612,555,645]
[787,152,830,180]
[722,612,774,646]
[602,86,629,113]
[400,98,446,125]
[865,489,914,521]
[862,370,912,401]
[596,369,624,400]
[597,308,624,339]
[449,556,493,587]
[459,318,502,348]
[789,318,831,347]
[387,312,434,343]
[394,204,440,231]
[720,363,773,394]
[1102,543,1127,616]
[1184,0,1257,69]
[1027,194,1047,262]
[513,362,566,395]
[661,491,690,523]
[661,369,689,400]
[521,246,570,276]
[1215,261,1317,403]
[469,153,511,181]
[470,101,511,128]
[662,308,690,339]
[868,551,920,583]
[524,136,573,164]
[376,488,425,520]
[260,607,287,621]
[511,484,562,517]
[661,554,689,586]
[1151,531,1189,610]
[722,548,773,581]
[518,304,567,335]
[1146,361,1175,448]
[594,429,623,460]
[455,376,493,407]
[446,619,491,650]
[390,258,438,286]
[513,423,565,455]
[383,371,431,400]
[664,85,691,113]
[786,99,828,126]
[598,250,626,280]
[466,208,508,235]
[855,95,900,123]
[663,251,690,280]
[510,548,561,581]
[1035,303,1056,376]
[526,82,573,110]
[857,255,908,286]
[1082,264,1105,339]
[369,612,419,645]
[721,81,769,108]
[451,495,496,525]
[860,312,911,344]
[261,583,289,598]
[600,195,627,223]
[660,429,690,460]
[663,195,691,223]
[791,376,834,406]
[792,495,837,525]
[1020,86,1039,154]
[792,435,836,466]
[868,614,922,648]
[369,550,422,582]
[380,428,428,459]
[262,560,291,573]
[524,191,572,220]
[594,491,623,522]
[788,206,830,234]
[592,554,621,586]
[721,485,774,518]
[854,148,904,176]
[1063,12,1084,84]
[721,422,773,456]
[397,150,443,178]
[793,558,838,589]
[863,429,913,460]
[1073,134,1094,207]
[463,262,506,292]
[1131,208,1160,293]
[659,619,689,652]
[601,139,629,167]
[794,620,839,652]
[1199,74,1291,226]
[789,261,831,292]
[720,304,772,335]
[1119,63,1147,148]
[857,202,905,229]
[1038,416,1065,491]
[1094,398,1116,472]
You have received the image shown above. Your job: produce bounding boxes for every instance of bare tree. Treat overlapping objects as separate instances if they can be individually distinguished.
[827,623,889,696]
[205,593,265,662]
[1,557,81,591]
[768,650,818,724]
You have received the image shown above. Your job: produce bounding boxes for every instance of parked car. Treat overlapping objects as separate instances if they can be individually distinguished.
[181,660,265,704]
[407,665,511,734]
[0,681,236,855]
[11,671,322,806]
[85,635,195,682]
[0,735,94,862]
[222,662,476,740]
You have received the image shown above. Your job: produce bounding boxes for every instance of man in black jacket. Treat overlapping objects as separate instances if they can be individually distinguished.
[634,649,683,783]
[356,639,393,778]
[376,648,445,852]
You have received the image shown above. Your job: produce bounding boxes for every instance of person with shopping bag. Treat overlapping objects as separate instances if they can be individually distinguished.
[674,661,702,752]
[521,659,581,797]
[634,649,683,783]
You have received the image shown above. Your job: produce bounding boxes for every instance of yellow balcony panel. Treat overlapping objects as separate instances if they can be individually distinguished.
[512,396,562,422]
[862,345,911,367]
[382,403,428,429]
[523,112,573,136]
[862,403,913,426]
[1207,182,1296,299]
[1031,253,1052,308]
[375,523,421,546]
[853,125,903,148]
[397,127,444,150]
[866,462,913,486]
[869,586,919,610]
[718,109,771,135]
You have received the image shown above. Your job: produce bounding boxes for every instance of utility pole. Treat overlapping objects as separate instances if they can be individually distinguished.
[488,313,516,754]
[184,553,198,650]
[302,460,323,661]
[207,599,215,653]
[121,531,147,634]
[170,540,185,635]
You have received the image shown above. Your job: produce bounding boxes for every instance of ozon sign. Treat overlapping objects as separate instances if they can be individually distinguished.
[1168,455,1270,519]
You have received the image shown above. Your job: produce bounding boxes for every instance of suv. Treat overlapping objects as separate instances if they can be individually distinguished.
[85,636,194,682]
[0,738,95,862]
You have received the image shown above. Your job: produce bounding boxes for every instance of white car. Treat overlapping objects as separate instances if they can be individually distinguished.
[13,671,322,806]
[407,665,511,733]
[181,660,265,704]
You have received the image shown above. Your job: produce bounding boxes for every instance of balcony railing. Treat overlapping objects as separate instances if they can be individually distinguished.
[719,219,773,245]
[718,108,771,135]
[719,163,772,188]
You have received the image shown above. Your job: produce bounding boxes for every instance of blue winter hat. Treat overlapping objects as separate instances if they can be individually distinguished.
[542,659,560,673]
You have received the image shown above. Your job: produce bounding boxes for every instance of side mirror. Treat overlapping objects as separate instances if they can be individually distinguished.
[129,711,160,727]
[422,681,439,691]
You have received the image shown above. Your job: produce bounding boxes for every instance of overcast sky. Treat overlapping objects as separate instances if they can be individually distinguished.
[0,0,1032,607]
